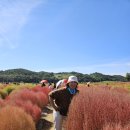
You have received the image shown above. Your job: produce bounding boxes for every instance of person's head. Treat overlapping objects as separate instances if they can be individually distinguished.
[56,79,67,89]
[67,76,78,89]
[40,80,49,87]
[87,82,91,87]
[41,83,45,87]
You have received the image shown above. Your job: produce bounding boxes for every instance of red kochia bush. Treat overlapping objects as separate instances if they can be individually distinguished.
[0,106,36,130]
[66,87,130,130]
[14,100,41,123]
[112,87,130,94]
[0,98,5,107]
[5,88,49,123]
[6,99,41,123]
[103,123,130,130]
[32,85,52,96]
[8,88,49,109]
[35,91,49,107]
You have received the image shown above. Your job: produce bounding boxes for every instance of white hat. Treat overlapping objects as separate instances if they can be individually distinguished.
[67,76,78,84]
[56,80,63,89]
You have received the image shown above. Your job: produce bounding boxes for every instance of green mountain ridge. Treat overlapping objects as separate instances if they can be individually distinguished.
[0,68,128,83]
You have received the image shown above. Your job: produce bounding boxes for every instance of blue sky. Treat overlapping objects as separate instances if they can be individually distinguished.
[0,0,130,76]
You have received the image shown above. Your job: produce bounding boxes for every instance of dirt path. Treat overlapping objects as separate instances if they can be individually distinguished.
[36,105,54,130]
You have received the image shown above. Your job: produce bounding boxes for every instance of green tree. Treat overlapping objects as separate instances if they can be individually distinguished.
[126,73,130,81]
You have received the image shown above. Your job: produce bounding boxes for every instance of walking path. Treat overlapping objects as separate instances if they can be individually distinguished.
[36,105,54,130]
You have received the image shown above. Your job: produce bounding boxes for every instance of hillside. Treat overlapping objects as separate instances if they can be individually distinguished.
[0,68,127,83]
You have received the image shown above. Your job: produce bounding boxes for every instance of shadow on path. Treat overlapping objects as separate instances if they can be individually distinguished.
[36,105,54,130]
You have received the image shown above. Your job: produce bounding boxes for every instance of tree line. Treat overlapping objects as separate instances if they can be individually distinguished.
[0,68,129,83]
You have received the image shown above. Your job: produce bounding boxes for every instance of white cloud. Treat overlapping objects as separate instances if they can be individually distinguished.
[0,0,43,49]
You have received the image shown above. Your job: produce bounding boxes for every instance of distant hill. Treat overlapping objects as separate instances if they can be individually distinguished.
[0,68,127,83]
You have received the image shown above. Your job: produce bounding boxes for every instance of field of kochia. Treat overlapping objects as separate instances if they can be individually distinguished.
[0,81,130,130]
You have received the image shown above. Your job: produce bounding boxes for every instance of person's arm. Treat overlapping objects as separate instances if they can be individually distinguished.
[49,95,59,111]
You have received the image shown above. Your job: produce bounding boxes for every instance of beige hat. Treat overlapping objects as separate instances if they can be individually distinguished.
[67,76,78,84]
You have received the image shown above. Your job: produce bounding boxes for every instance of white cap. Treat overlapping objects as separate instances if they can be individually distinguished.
[67,76,78,84]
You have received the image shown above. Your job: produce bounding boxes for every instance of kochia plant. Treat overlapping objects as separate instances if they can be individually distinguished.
[66,87,130,130]
[0,106,36,130]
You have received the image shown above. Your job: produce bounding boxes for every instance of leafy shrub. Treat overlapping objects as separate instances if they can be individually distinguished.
[0,89,8,99]
[3,85,15,94]
[0,98,5,108]
[66,87,130,130]
[32,85,52,96]
[6,99,41,123]
[112,87,129,94]
[35,91,49,108]
[0,106,36,130]
[16,100,41,123]
[103,123,130,130]
[8,88,48,108]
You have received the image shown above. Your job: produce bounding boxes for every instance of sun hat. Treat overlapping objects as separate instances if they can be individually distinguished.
[67,76,78,84]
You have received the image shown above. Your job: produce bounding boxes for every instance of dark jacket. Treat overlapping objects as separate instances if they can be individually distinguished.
[49,87,79,116]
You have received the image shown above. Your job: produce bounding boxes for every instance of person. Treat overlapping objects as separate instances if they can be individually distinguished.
[51,79,68,130]
[56,79,68,89]
[87,81,91,87]
[49,76,79,130]
[40,80,49,87]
